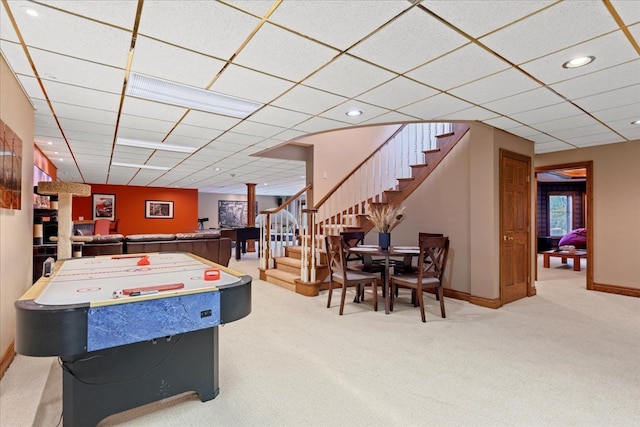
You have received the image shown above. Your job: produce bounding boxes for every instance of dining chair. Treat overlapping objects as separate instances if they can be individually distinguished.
[109,218,121,234]
[390,235,450,322]
[325,235,379,315]
[94,218,111,235]
[340,230,387,299]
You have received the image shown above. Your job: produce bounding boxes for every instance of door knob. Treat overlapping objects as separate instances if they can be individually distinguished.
[503,235,514,241]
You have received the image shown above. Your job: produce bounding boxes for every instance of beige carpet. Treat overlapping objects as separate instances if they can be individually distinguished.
[1,254,639,426]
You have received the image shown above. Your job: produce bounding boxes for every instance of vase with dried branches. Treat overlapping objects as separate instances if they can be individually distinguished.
[366,204,405,249]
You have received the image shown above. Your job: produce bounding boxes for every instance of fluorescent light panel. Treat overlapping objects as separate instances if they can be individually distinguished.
[116,137,196,153]
[112,161,169,171]
[126,73,263,118]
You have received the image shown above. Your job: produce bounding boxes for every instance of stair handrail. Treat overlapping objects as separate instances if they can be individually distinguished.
[312,125,407,210]
[313,122,453,239]
[258,184,312,272]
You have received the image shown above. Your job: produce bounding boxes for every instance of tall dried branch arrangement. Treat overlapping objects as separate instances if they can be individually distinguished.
[366,204,405,233]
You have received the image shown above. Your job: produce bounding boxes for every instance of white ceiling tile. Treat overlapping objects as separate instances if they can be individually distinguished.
[449,68,541,104]
[572,84,640,112]
[232,121,288,139]
[550,60,640,100]
[211,64,295,104]
[121,97,187,122]
[42,80,121,111]
[234,23,338,82]
[171,123,225,142]
[361,111,421,126]
[482,87,565,116]
[272,85,347,115]
[269,0,410,50]
[510,102,585,126]
[534,140,576,153]
[610,1,640,25]
[248,106,310,129]
[349,7,468,73]
[52,102,118,125]
[269,129,308,143]
[57,118,114,136]
[591,103,640,122]
[562,131,624,146]
[521,31,638,85]
[8,1,132,67]
[422,0,555,38]
[480,1,618,64]
[115,127,166,143]
[16,75,45,99]
[406,43,509,91]
[131,36,226,88]
[0,4,19,42]
[37,0,138,28]
[550,123,614,140]
[0,41,33,76]
[482,116,523,130]
[437,106,499,121]
[293,116,351,134]
[180,110,241,131]
[138,1,259,60]
[356,77,439,110]
[213,132,263,147]
[303,55,395,98]
[320,101,390,125]
[504,126,542,139]
[618,126,640,140]
[118,114,175,136]
[532,115,601,134]
[630,23,640,41]
[398,93,474,119]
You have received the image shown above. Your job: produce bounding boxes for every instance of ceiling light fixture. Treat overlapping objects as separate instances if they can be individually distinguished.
[562,56,595,69]
[21,6,38,17]
[116,137,196,153]
[112,161,170,171]
[126,73,263,118]
[632,119,640,125]
[346,109,363,117]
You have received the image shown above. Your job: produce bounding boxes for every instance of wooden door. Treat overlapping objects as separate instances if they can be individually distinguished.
[500,149,531,305]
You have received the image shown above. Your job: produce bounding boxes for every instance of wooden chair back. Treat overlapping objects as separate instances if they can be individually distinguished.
[417,235,450,282]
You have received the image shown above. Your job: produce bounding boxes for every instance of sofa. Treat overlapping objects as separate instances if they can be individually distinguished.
[81,230,232,267]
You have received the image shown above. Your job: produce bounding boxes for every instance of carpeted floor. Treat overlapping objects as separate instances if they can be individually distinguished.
[1,254,638,426]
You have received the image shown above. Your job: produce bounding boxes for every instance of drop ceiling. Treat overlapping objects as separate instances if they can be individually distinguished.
[1,0,638,196]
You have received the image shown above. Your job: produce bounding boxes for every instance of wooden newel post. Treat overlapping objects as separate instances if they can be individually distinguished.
[246,183,257,253]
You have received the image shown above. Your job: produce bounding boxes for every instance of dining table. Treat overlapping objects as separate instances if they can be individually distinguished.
[347,245,421,314]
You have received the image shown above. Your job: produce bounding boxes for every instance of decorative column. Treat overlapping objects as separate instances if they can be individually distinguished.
[246,183,257,253]
[37,182,91,259]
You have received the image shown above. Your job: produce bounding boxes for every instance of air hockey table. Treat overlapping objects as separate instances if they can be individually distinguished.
[15,252,251,427]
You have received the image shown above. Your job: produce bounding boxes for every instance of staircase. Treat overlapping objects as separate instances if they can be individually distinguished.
[260,122,470,295]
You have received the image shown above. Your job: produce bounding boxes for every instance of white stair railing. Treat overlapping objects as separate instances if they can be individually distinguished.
[258,184,311,272]
[314,122,451,240]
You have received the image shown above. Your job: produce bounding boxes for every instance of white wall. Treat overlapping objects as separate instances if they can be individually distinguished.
[0,54,35,360]
[198,192,279,228]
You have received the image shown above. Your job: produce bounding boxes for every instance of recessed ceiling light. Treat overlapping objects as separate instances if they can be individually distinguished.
[58,158,63,161]
[116,137,196,153]
[562,56,595,69]
[263,182,268,186]
[47,142,53,145]
[21,6,38,17]
[54,151,59,155]
[112,161,169,171]
[126,73,263,118]
[632,119,640,125]
[346,109,363,117]
[214,167,221,171]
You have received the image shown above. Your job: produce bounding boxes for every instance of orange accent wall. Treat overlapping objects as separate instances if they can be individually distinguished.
[33,144,57,180]
[72,184,198,235]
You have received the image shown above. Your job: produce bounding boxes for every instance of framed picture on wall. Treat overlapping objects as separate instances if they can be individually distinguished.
[92,193,116,221]
[145,200,174,219]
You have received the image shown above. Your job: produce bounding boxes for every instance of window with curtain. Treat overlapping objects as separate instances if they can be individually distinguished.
[549,194,573,236]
